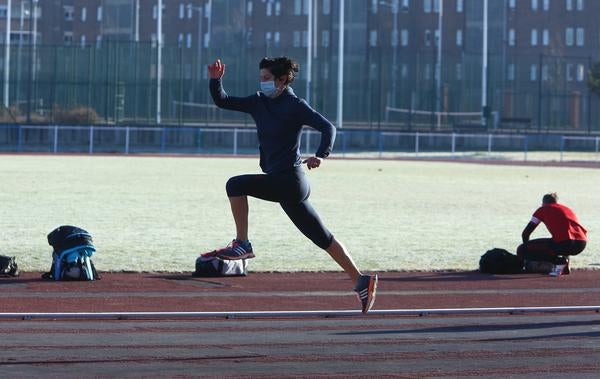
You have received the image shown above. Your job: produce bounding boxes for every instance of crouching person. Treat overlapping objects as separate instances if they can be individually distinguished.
[518,193,587,276]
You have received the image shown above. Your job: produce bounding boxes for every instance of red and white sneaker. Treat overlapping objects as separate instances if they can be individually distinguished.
[208,239,255,260]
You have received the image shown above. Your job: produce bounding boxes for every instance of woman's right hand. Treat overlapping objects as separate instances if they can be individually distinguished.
[207,59,225,79]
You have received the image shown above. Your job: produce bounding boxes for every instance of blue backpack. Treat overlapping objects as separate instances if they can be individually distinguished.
[43,225,99,281]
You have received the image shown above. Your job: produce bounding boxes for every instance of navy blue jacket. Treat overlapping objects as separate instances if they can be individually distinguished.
[210,78,336,174]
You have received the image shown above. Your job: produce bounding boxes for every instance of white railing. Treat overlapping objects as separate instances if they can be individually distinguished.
[1,125,599,163]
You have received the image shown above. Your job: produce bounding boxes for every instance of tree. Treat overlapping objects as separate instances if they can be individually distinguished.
[588,61,600,98]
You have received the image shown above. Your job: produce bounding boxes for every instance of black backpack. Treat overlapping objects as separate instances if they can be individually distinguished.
[43,225,100,280]
[479,248,523,274]
[0,255,19,277]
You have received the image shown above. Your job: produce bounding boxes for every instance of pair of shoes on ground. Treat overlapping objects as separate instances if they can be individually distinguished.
[549,256,570,277]
[202,241,378,314]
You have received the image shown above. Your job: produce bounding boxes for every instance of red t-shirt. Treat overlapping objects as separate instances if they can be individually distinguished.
[531,203,587,242]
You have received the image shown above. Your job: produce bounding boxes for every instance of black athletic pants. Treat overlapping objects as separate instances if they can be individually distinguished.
[517,238,587,263]
[225,167,334,250]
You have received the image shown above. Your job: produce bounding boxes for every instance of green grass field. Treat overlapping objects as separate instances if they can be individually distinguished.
[1,155,598,273]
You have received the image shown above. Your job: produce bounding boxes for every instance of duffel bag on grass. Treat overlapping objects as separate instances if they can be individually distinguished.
[479,248,523,274]
[0,255,20,277]
[193,252,247,277]
[42,225,100,281]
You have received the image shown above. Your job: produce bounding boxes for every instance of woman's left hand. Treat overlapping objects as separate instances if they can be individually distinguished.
[302,156,322,170]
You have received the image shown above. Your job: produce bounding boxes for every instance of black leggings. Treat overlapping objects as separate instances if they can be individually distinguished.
[517,238,587,262]
[225,167,334,250]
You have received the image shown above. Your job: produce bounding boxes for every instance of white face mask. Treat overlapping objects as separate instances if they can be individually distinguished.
[260,80,278,97]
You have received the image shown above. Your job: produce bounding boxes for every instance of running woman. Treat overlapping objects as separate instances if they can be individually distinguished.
[205,57,377,313]
[518,193,587,276]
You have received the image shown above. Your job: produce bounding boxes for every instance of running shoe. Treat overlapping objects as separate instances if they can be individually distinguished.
[354,274,378,314]
[549,256,570,276]
[213,239,255,260]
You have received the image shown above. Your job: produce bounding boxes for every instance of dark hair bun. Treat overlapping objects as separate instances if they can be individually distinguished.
[259,56,299,85]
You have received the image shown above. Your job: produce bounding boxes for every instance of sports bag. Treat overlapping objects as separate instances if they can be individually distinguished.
[479,248,523,274]
[43,225,99,281]
[0,255,20,277]
[193,251,247,277]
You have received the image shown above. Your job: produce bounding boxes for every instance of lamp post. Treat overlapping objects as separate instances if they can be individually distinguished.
[156,0,162,124]
[380,0,399,109]
[435,0,443,129]
[4,0,12,109]
[187,3,204,78]
[16,1,29,107]
[336,0,344,129]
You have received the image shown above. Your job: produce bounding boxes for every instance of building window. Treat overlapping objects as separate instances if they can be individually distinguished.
[457,0,463,12]
[97,6,103,21]
[424,0,432,13]
[322,64,329,80]
[566,0,573,11]
[204,32,209,48]
[178,33,184,47]
[247,1,253,16]
[302,30,308,47]
[401,0,410,12]
[401,64,408,78]
[576,27,584,46]
[565,27,574,46]
[456,29,463,46]
[63,32,73,45]
[434,29,440,47]
[371,0,378,14]
[151,33,157,48]
[188,4,193,18]
[566,63,574,81]
[577,64,585,81]
[294,0,302,15]
[323,0,331,15]
[391,29,398,47]
[425,30,432,46]
[321,30,330,47]
[81,7,87,22]
[542,65,549,80]
[433,0,440,12]
[424,63,431,80]
[530,64,537,81]
[456,63,462,80]
[507,64,515,80]
[64,6,74,21]
[265,31,272,45]
[543,29,549,46]
[80,35,86,47]
[187,33,192,48]
[303,0,309,15]
[531,0,538,10]
[577,0,584,10]
[508,29,516,46]
[96,35,102,48]
[274,32,280,47]
[509,0,516,8]
[543,0,550,10]
[531,29,538,46]
[369,30,378,47]
[266,1,272,16]
[275,1,281,16]
[179,3,185,19]
[401,29,409,46]
[293,31,301,47]
[153,5,158,19]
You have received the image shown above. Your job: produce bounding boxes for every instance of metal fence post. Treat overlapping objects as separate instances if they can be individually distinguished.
[89,126,94,154]
[415,132,420,157]
[53,126,58,153]
[378,130,383,158]
[451,132,456,158]
[125,126,130,154]
[233,128,238,156]
[487,134,492,155]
